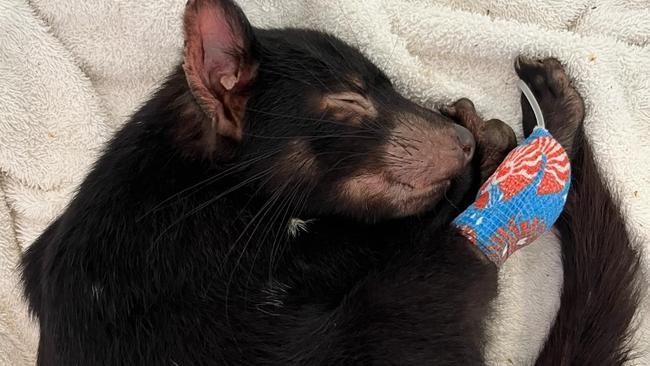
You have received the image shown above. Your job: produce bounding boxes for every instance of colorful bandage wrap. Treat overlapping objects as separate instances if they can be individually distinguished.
[452,127,571,266]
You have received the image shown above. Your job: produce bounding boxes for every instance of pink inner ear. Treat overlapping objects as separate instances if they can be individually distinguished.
[182,0,257,141]
[197,6,241,91]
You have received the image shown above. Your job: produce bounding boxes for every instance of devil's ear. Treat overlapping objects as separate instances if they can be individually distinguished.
[182,0,258,142]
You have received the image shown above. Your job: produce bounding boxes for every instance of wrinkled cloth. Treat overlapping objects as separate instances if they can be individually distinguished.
[1,0,648,364]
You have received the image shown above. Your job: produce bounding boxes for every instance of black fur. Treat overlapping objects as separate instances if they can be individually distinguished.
[21,62,492,364]
[21,2,641,365]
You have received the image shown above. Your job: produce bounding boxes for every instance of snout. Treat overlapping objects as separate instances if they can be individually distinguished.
[452,124,476,165]
[382,121,477,191]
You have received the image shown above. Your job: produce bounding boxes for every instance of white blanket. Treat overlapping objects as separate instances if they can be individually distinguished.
[1,0,648,364]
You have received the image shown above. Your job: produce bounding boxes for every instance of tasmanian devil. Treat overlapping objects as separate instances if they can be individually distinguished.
[21,0,642,365]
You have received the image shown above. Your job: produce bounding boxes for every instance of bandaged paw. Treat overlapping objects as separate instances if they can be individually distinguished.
[453,127,571,266]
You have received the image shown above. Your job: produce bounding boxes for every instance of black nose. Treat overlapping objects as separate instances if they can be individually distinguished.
[452,124,475,164]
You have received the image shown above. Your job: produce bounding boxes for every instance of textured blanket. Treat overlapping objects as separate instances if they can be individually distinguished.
[1,0,648,364]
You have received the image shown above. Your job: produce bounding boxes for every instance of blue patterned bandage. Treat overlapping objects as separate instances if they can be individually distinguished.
[452,127,571,266]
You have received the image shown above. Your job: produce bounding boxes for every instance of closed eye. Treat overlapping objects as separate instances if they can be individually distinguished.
[321,92,377,121]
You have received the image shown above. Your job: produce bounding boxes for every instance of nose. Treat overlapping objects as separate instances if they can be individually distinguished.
[452,124,476,164]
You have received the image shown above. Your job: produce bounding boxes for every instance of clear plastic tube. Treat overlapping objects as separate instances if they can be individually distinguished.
[517,79,545,129]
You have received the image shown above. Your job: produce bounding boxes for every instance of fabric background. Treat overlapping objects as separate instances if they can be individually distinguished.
[1,0,648,364]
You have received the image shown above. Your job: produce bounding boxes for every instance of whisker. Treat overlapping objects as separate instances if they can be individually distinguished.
[137,149,282,221]
[223,182,287,323]
[268,182,313,278]
[151,168,274,245]
[246,179,301,295]
[244,132,377,141]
